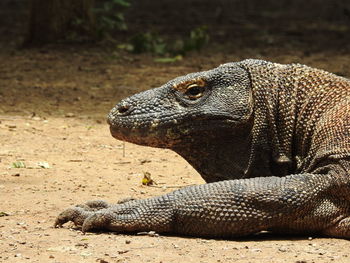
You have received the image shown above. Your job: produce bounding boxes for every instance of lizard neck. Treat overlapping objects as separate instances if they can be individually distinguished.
[240,60,298,178]
[172,122,253,183]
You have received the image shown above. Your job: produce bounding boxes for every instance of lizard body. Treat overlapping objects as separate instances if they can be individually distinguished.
[56,59,350,238]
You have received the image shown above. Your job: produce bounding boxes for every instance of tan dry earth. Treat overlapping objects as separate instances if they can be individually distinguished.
[0,48,350,263]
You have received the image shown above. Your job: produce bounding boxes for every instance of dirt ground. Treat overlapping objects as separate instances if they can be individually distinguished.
[1,46,350,263]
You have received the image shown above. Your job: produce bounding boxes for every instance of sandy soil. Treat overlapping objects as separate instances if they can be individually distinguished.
[1,48,350,263]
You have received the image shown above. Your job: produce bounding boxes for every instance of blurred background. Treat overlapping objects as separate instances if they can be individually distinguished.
[0,0,349,119]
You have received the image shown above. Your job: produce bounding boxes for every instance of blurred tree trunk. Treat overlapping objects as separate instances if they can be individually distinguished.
[24,0,95,46]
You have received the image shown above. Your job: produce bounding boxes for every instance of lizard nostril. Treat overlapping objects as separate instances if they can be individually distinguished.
[117,104,131,115]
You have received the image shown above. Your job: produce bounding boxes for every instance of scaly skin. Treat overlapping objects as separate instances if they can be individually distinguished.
[55,59,350,238]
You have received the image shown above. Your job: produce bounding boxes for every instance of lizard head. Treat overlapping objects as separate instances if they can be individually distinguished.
[107,63,253,149]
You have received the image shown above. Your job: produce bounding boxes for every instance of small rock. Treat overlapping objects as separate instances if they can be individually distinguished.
[65,112,75,118]
[80,251,92,257]
[251,248,262,253]
[140,159,151,164]
[117,250,129,254]
[125,240,131,244]
[47,246,77,252]
[49,255,54,259]
[279,247,287,252]
[75,242,88,248]
[0,212,10,217]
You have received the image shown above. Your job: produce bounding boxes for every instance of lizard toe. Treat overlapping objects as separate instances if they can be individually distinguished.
[55,207,93,228]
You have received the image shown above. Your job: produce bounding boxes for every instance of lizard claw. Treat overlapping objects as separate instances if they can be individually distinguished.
[55,200,111,229]
[54,207,91,228]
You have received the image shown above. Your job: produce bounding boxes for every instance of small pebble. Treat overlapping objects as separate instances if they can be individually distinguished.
[65,113,75,117]
[279,247,287,252]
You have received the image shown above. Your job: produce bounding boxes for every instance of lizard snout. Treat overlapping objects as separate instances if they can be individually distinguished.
[107,101,134,126]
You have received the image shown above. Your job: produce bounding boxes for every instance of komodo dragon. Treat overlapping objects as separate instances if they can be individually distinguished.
[55,59,350,238]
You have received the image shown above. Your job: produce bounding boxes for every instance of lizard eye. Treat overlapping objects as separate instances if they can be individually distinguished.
[184,84,205,100]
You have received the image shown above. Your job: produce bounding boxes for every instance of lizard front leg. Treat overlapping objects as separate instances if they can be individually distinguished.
[55,173,350,238]
[55,195,175,233]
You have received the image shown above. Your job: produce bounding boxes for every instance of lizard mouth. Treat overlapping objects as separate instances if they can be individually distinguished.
[108,115,239,148]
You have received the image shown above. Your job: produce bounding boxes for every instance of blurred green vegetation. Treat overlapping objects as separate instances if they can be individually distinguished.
[117,26,209,60]
[70,1,210,57]
[94,0,130,38]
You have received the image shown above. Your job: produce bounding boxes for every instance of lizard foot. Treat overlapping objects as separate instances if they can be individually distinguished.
[55,196,173,234]
[54,200,111,229]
